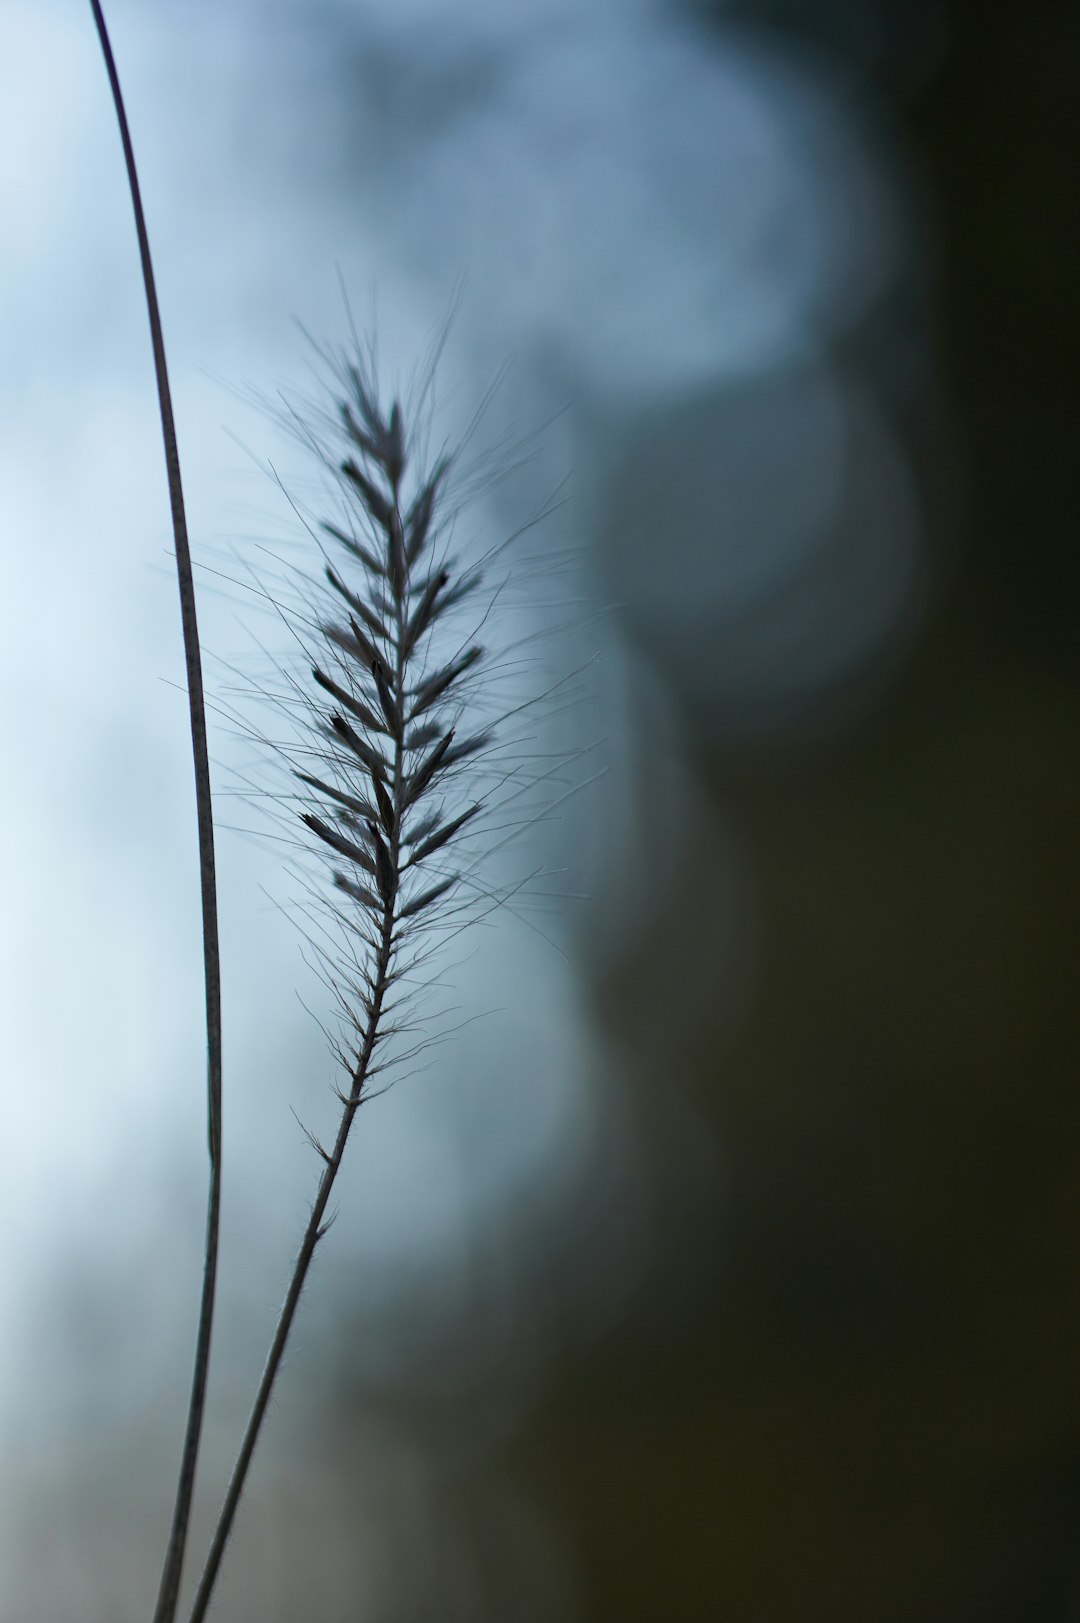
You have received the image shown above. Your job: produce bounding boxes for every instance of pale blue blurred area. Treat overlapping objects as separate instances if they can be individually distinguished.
[0,0,922,1614]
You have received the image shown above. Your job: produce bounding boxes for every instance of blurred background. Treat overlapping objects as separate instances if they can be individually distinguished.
[1,0,1078,1618]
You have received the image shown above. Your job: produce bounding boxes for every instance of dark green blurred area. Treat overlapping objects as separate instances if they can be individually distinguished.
[497,4,1080,1619]
[527,640,1079,1621]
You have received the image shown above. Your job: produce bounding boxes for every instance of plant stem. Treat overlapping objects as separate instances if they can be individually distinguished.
[87,8,223,1622]
[185,916,393,1623]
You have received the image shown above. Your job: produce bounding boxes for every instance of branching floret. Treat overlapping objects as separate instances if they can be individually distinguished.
[187,363,504,1620]
[297,368,493,1085]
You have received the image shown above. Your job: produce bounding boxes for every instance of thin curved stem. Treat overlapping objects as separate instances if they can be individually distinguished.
[87,9,223,1623]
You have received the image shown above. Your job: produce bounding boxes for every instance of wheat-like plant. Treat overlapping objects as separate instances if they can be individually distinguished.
[187,360,506,1617]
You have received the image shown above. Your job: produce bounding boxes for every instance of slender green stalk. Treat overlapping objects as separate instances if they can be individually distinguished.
[87,8,223,1621]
